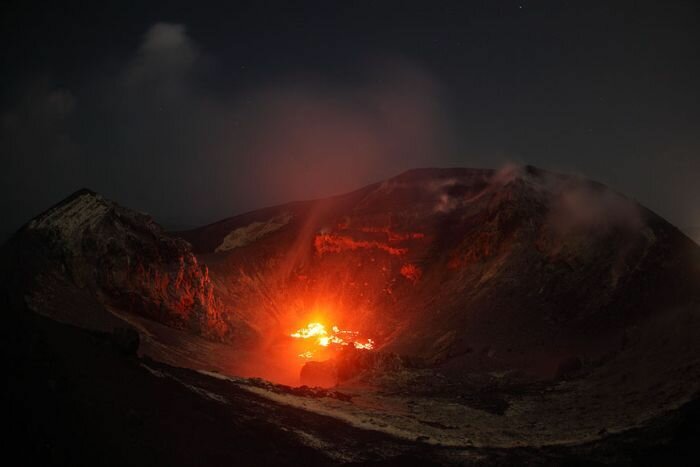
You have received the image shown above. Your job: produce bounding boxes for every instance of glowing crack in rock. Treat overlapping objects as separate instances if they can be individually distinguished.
[358,226,425,242]
[314,234,408,256]
[290,322,374,359]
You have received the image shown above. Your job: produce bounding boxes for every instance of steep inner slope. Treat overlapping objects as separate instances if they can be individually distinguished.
[6,166,699,385]
[179,166,700,380]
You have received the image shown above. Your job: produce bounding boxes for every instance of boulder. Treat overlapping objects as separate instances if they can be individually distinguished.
[300,361,337,387]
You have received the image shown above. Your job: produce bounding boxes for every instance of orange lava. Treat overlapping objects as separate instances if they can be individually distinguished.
[358,226,425,242]
[314,233,407,256]
[290,322,374,359]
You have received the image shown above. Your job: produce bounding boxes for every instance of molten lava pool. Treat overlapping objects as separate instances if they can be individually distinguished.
[290,322,374,360]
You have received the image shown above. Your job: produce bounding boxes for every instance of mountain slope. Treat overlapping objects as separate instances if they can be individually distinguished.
[1,189,245,342]
[3,166,700,465]
[4,166,699,380]
[178,166,700,377]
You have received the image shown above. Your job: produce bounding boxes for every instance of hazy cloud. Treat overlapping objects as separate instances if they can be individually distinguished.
[123,23,199,94]
[3,20,695,247]
[233,62,449,204]
[549,182,643,236]
[0,22,452,233]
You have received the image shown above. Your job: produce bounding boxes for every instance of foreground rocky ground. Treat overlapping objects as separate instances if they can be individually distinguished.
[5,304,700,466]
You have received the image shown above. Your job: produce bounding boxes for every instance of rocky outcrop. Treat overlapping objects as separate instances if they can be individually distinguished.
[300,348,407,387]
[300,360,337,387]
[12,189,234,341]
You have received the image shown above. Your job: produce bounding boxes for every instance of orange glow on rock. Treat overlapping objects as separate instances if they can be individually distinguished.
[314,233,408,256]
[400,263,422,283]
[358,226,425,242]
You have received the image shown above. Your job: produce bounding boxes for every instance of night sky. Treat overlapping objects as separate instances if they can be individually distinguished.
[1,1,698,241]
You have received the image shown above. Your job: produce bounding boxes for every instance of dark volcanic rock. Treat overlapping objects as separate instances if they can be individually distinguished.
[299,349,407,388]
[335,348,405,382]
[111,326,140,356]
[4,189,239,342]
[300,360,338,387]
[555,355,583,380]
